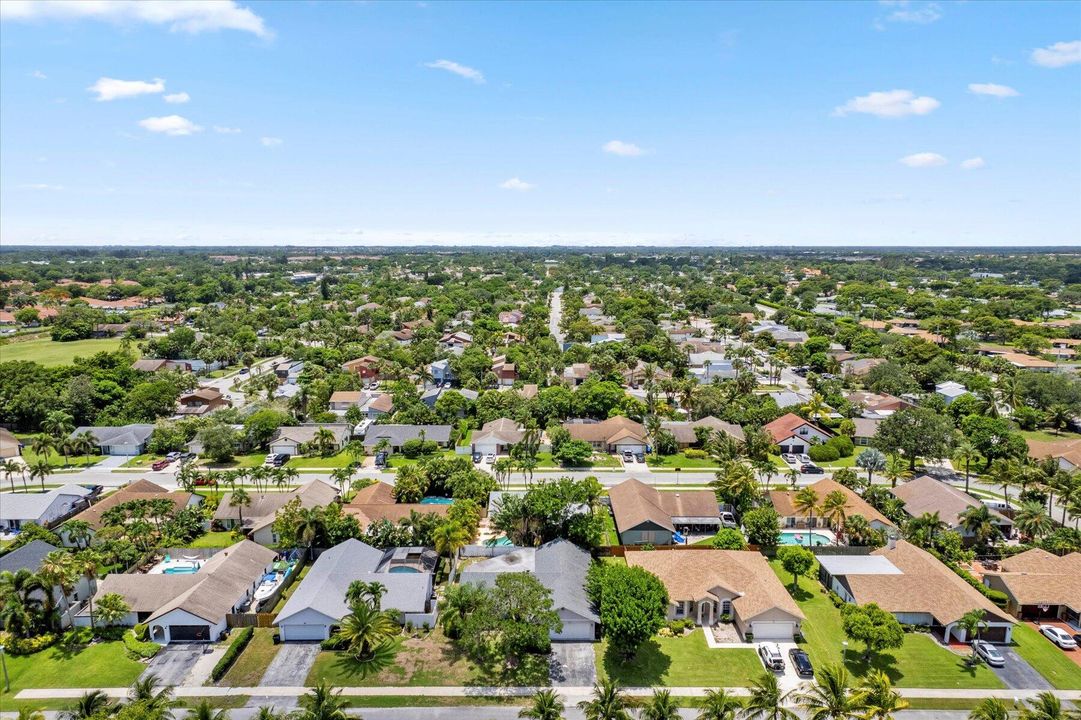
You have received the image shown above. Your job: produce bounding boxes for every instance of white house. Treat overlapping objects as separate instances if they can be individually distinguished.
[935,381,970,405]
[0,484,93,532]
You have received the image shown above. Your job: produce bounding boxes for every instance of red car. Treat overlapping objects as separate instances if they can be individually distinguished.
[151,459,171,471]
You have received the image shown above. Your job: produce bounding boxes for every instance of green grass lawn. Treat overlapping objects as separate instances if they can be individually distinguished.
[271,564,311,613]
[217,629,281,687]
[190,530,239,548]
[1010,622,1081,690]
[600,507,620,546]
[0,641,144,696]
[307,629,549,687]
[647,452,723,469]
[200,452,267,469]
[817,448,869,468]
[287,451,359,469]
[766,560,1004,689]
[595,630,763,687]
[121,453,163,468]
[534,451,621,469]
[1019,429,1081,442]
[0,337,136,366]
[15,447,102,469]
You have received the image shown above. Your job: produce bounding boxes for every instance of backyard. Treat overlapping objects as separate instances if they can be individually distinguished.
[595,630,762,687]
[768,559,1005,689]
[0,640,144,696]
[0,337,134,366]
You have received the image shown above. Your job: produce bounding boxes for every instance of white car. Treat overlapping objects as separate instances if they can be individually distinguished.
[484,453,496,464]
[1040,625,1078,650]
[757,643,784,671]
[798,453,812,464]
[781,453,797,464]
[972,640,1005,667]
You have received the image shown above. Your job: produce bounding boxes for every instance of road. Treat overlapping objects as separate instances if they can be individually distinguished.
[199,356,283,408]
[549,286,565,346]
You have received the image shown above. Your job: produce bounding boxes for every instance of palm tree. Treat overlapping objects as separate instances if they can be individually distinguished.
[821,490,849,534]
[856,448,886,485]
[432,521,470,578]
[519,688,564,720]
[38,550,77,629]
[71,431,97,466]
[129,673,178,718]
[794,486,819,540]
[906,511,947,546]
[696,688,741,720]
[29,434,55,466]
[967,697,1010,720]
[312,427,336,456]
[295,506,327,557]
[641,689,679,720]
[1046,405,1071,436]
[253,707,288,720]
[1019,691,1067,720]
[742,672,798,720]
[958,504,999,546]
[1014,501,1054,541]
[333,598,398,670]
[883,454,911,488]
[60,690,115,720]
[73,551,100,630]
[795,663,867,720]
[988,458,1021,510]
[189,699,231,720]
[2,459,19,493]
[860,669,908,720]
[577,680,635,720]
[958,608,988,644]
[953,440,978,494]
[229,486,252,528]
[438,581,486,639]
[29,458,53,491]
[296,682,349,720]
[802,393,829,423]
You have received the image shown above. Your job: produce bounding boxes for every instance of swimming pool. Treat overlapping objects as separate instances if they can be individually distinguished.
[779,530,834,547]
[420,496,453,505]
[389,566,420,573]
[484,536,513,547]
[149,556,203,574]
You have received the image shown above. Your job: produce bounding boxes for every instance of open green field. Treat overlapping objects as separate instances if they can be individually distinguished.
[0,337,134,366]
[18,445,103,469]
[0,641,144,697]
[287,451,359,469]
[1010,622,1081,690]
[595,630,763,687]
[768,559,1004,689]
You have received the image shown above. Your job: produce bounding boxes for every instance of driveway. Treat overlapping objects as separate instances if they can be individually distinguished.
[141,644,206,686]
[260,642,320,687]
[548,643,596,687]
[95,455,129,470]
[990,646,1052,690]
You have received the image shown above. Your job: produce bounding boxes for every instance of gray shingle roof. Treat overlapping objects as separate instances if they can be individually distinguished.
[0,484,92,523]
[0,540,60,574]
[70,424,154,447]
[361,424,452,447]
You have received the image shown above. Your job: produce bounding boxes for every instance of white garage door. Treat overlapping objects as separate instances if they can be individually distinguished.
[280,624,327,642]
[751,622,794,641]
[553,621,594,641]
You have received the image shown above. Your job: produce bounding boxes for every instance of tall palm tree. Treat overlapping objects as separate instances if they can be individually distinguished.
[859,669,908,720]
[38,550,77,629]
[952,440,978,494]
[577,680,635,720]
[71,431,97,466]
[883,454,911,488]
[794,486,820,540]
[856,448,886,485]
[296,682,349,720]
[432,521,470,578]
[958,608,988,644]
[312,427,336,456]
[742,672,798,720]
[958,504,999,546]
[73,551,101,630]
[1019,691,1067,720]
[821,490,849,534]
[1014,501,1054,541]
[29,458,53,492]
[60,690,115,720]
[640,689,680,720]
[29,434,55,466]
[795,663,867,720]
[988,458,1020,510]
[696,688,741,720]
[967,697,1010,720]
[1,459,19,493]
[295,506,327,556]
[229,486,252,528]
[519,688,564,720]
[906,511,947,546]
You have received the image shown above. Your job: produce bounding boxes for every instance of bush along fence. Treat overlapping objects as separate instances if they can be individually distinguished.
[211,626,254,682]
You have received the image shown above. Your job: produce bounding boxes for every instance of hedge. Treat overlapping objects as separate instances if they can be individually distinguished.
[124,629,161,659]
[211,627,253,682]
[0,632,57,655]
[808,444,840,462]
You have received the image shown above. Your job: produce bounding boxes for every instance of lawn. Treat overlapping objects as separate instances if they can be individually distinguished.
[595,630,763,687]
[201,452,267,469]
[190,531,239,548]
[1010,622,1081,690]
[600,506,619,546]
[217,629,281,687]
[18,446,103,469]
[647,452,723,470]
[271,564,311,613]
[121,453,163,468]
[0,640,144,696]
[287,451,359,469]
[1019,429,1081,443]
[767,560,1004,689]
[0,337,135,366]
[535,451,621,470]
[307,628,549,687]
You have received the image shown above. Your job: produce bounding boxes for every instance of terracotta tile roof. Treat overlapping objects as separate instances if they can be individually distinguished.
[761,413,830,444]
[770,478,894,528]
[626,549,804,623]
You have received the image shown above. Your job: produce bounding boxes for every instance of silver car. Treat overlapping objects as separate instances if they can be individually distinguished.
[1040,625,1078,650]
[972,640,1005,667]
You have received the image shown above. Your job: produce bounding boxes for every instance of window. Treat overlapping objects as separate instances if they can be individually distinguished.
[675,603,685,617]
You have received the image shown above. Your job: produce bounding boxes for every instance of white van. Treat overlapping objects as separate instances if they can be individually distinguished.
[981,499,1008,512]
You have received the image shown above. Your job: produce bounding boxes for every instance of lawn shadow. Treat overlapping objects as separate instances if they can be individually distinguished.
[787,582,815,603]
[326,639,404,683]
[601,639,671,686]
[842,650,903,685]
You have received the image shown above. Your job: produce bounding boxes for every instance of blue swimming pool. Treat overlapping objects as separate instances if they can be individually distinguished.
[162,566,199,575]
[779,530,834,547]
[420,496,454,505]
[389,566,420,573]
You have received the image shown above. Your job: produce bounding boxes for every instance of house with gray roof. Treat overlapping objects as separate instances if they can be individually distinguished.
[459,539,598,641]
[0,540,90,628]
[275,539,437,641]
[70,424,154,455]
[360,424,453,452]
[0,484,93,532]
[268,424,353,457]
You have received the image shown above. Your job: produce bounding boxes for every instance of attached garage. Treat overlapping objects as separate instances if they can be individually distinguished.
[168,625,212,642]
[552,612,596,642]
[749,621,798,641]
[279,622,330,642]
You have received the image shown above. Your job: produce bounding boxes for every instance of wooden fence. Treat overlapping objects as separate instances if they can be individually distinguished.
[226,612,276,628]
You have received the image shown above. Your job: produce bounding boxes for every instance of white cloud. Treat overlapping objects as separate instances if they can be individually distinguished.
[31,70,47,79]
[20,183,63,190]
[138,115,202,136]
[424,59,485,84]
[260,136,283,147]
[164,91,190,104]
[961,157,986,170]
[881,1,942,24]
[0,1,270,38]
[499,177,534,191]
[833,89,940,118]
[899,152,947,167]
[968,83,1019,98]
[602,140,645,157]
[88,76,165,101]
[213,126,241,134]
[1031,40,1081,68]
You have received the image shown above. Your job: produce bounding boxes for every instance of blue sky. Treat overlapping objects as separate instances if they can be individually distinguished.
[1,0,1079,247]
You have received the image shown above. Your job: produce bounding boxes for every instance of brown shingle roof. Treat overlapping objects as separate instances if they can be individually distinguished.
[213,480,338,532]
[770,478,893,528]
[344,481,451,526]
[985,549,1081,609]
[564,416,646,444]
[72,479,197,530]
[890,476,1011,530]
[608,478,717,534]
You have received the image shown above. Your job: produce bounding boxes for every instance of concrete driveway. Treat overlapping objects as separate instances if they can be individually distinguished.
[260,642,321,687]
[990,646,1053,689]
[548,643,596,687]
[141,644,206,686]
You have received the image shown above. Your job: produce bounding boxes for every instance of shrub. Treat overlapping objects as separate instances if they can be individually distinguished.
[320,635,347,651]
[808,444,840,462]
[665,619,695,634]
[710,528,747,550]
[211,626,253,682]
[123,629,161,659]
[132,623,149,641]
[827,435,854,458]
[0,632,58,655]
[683,448,707,460]
[827,591,846,608]
[93,626,125,642]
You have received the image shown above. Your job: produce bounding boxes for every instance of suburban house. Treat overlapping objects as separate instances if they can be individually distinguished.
[935,381,970,405]
[840,357,886,378]
[341,355,381,379]
[982,549,1080,627]
[175,387,230,417]
[213,480,338,546]
[460,539,598,641]
[491,356,517,387]
[430,358,456,385]
[608,478,720,545]
[360,424,453,453]
[363,393,394,419]
[846,391,914,417]
[626,549,805,641]
[328,391,368,413]
[750,321,808,344]
[421,386,477,409]
[276,539,437,641]
[762,413,832,455]
[563,417,648,454]
[0,483,93,532]
[268,424,353,457]
[345,480,452,527]
[0,540,91,628]
[770,478,894,531]
[76,541,277,643]
[131,358,192,373]
[439,331,473,351]
[890,476,1013,542]
[818,540,1015,643]
[660,416,744,448]
[498,310,524,326]
[69,424,155,456]
[1025,437,1081,473]
[471,418,526,457]
[0,427,22,458]
[687,352,736,383]
[68,479,201,535]
[563,363,592,386]
[851,417,882,447]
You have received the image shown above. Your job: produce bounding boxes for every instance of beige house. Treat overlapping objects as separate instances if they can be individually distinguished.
[626,549,805,641]
[608,478,719,545]
[563,417,648,454]
[770,478,894,532]
[213,480,338,546]
[0,427,21,458]
[983,549,1081,627]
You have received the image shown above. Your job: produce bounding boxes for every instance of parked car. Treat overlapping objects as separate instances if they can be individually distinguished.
[472,452,482,463]
[374,451,388,468]
[972,640,1005,667]
[781,453,797,464]
[180,452,196,463]
[788,648,813,676]
[797,453,811,464]
[622,451,634,462]
[484,453,496,463]
[265,453,287,468]
[165,451,182,461]
[1040,625,1078,650]
[151,459,170,471]
[801,463,825,474]
[757,643,785,671]
[634,452,645,463]
[719,511,738,529]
